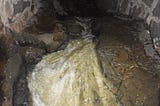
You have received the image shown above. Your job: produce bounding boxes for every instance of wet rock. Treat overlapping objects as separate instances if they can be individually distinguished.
[96,16,160,106]
[150,21,160,55]
[119,0,129,13]
[37,23,67,52]
[138,28,158,58]
[0,36,7,106]
[58,0,98,16]
[37,33,64,52]
[0,20,3,30]
[3,51,22,106]
[53,0,67,15]
[13,0,30,15]
[153,0,160,17]
[96,0,118,12]
[144,44,156,58]
[21,47,46,65]
[0,35,46,106]
[66,21,84,39]
[13,66,29,106]
[153,37,160,54]
[150,21,160,38]
[142,0,154,7]
[0,0,40,33]
[34,15,57,33]
[13,23,67,53]
[14,33,46,49]
[0,0,59,33]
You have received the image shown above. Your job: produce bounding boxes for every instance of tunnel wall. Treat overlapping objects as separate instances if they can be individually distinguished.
[0,0,160,53]
[0,0,160,34]
[96,0,160,24]
[0,0,41,33]
[0,0,160,105]
[96,0,160,54]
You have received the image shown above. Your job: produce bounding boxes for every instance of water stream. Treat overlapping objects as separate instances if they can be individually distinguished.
[27,16,160,106]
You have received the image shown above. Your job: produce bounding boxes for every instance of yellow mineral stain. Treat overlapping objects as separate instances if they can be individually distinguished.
[27,39,120,106]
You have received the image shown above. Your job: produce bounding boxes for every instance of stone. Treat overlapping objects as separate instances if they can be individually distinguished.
[37,23,67,52]
[153,37,160,54]
[0,0,40,33]
[120,0,129,13]
[150,21,160,38]
[38,33,65,52]
[66,23,83,37]
[142,0,154,7]
[96,0,118,12]
[14,33,46,49]
[22,47,46,64]
[13,73,29,106]
[153,0,160,17]
[3,52,22,106]
[144,44,155,57]
[131,7,143,18]
[0,22,3,30]
[13,0,30,15]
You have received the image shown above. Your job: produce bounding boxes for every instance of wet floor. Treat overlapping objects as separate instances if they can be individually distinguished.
[27,16,160,106]
[96,16,160,106]
[1,16,160,106]
[0,36,7,105]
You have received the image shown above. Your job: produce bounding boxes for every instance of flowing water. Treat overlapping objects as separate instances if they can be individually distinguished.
[28,39,121,106]
[27,16,160,106]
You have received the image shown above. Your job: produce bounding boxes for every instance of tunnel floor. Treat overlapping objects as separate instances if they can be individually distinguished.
[96,16,160,106]
[62,16,160,106]
[1,16,160,106]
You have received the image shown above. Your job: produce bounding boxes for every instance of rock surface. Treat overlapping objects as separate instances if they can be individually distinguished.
[0,0,160,53]
[96,16,160,106]
[28,39,121,106]
[95,0,160,52]
[0,0,40,33]
[0,0,160,105]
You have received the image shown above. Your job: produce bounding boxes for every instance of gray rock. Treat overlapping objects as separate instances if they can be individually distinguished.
[153,37,160,54]
[150,21,160,38]
[37,33,66,52]
[144,44,155,57]
[13,76,29,106]
[120,0,129,12]
[0,0,39,33]
[22,47,46,64]
[96,0,118,12]
[142,0,154,7]
[13,0,30,15]
[153,0,160,17]
[1,40,23,106]
[0,19,3,30]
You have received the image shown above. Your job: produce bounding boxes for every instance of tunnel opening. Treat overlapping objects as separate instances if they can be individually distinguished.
[0,0,160,106]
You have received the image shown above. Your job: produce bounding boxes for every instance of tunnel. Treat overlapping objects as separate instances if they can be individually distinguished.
[0,0,160,106]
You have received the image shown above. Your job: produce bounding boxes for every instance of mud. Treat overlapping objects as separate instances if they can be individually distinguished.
[96,16,160,106]
[1,16,160,106]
